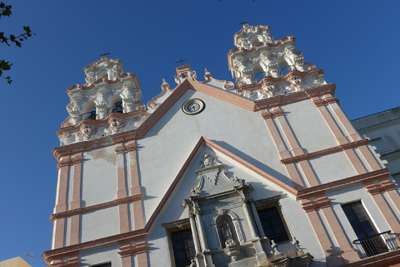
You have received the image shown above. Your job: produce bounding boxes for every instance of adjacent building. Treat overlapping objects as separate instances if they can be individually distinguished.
[42,24,400,267]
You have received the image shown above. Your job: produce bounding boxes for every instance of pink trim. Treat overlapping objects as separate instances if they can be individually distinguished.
[358,145,381,171]
[42,230,147,262]
[55,159,69,213]
[342,248,400,266]
[255,83,336,111]
[364,182,400,234]
[261,114,305,190]
[274,109,319,187]
[53,218,65,249]
[69,153,82,245]
[48,255,80,267]
[67,72,139,92]
[115,147,128,199]
[281,139,369,164]
[119,204,130,233]
[297,169,389,199]
[70,215,80,246]
[386,189,400,215]
[50,194,144,222]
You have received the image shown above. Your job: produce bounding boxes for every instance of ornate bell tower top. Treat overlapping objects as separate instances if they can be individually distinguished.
[57,58,147,146]
[227,24,326,99]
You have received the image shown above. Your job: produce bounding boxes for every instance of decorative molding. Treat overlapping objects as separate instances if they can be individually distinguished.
[42,229,147,263]
[56,154,83,169]
[49,194,144,222]
[118,241,149,258]
[312,96,339,107]
[301,197,331,213]
[297,169,390,199]
[254,83,336,111]
[67,72,138,92]
[365,180,396,195]
[261,108,284,119]
[48,256,80,267]
[280,139,369,164]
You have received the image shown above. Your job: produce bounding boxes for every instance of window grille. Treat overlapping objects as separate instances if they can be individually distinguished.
[171,229,195,267]
[258,206,289,243]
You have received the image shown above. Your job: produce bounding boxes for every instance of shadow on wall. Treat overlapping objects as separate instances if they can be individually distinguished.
[211,140,296,189]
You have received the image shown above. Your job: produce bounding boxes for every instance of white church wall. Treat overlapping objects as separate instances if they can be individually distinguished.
[308,151,358,184]
[81,146,118,207]
[79,243,121,267]
[80,206,119,243]
[138,90,291,224]
[281,99,338,153]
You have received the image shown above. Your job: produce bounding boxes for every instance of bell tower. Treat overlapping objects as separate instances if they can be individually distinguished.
[228,24,325,99]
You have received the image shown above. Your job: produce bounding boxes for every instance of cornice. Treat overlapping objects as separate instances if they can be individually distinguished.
[67,72,140,92]
[41,229,147,262]
[83,58,124,71]
[236,68,324,93]
[297,168,389,199]
[49,194,144,222]
[227,36,296,70]
[354,117,400,134]
[57,109,147,135]
[280,139,369,164]
[254,83,336,111]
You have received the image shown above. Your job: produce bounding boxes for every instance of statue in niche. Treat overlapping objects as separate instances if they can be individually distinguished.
[222,221,233,242]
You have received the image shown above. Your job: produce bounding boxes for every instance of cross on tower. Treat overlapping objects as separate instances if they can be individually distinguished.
[100,51,110,59]
[239,20,249,26]
[176,58,187,65]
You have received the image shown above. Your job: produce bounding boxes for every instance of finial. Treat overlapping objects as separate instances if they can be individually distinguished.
[162,78,168,85]
[176,58,187,65]
[100,51,110,59]
[239,20,249,28]
[205,68,210,74]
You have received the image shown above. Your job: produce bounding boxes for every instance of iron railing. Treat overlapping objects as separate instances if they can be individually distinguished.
[353,231,400,259]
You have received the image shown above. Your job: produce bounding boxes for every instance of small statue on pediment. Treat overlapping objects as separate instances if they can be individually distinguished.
[200,153,213,168]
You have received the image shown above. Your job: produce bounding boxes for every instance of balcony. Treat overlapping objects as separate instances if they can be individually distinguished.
[353,231,400,259]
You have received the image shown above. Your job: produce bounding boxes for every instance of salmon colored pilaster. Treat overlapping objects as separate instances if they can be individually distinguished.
[386,189,400,214]
[365,182,400,234]
[119,203,130,233]
[53,218,65,249]
[328,100,381,171]
[261,112,305,190]
[71,153,83,209]
[69,215,80,245]
[318,198,360,262]
[274,108,319,187]
[69,153,82,245]
[312,97,367,175]
[127,142,142,196]
[127,141,145,229]
[358,145,381,171]
[55,157,70,213]
[121,256,132,267]
[301,199,346,267]
[137,252,149,267]
[115,146,128,199]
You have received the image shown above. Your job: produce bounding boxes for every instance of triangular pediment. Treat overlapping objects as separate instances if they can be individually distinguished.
[145,136,297,233]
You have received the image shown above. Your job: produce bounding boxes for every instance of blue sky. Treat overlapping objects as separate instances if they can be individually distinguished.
[1,0,399,265]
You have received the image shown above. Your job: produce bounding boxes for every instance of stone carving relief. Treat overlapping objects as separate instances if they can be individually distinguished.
[283,45,305,72]
[106,118,127,134]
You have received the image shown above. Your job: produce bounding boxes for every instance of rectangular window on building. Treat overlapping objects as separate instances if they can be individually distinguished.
[90,263,111,267]
[171,228,196,267]
[342,201,388,257]
[257,206,290,243]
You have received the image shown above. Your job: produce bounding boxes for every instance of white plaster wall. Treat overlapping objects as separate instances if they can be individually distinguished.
[82,146,117,207]
[309,151,357,184]
[281,99,338,153]
[79,243,121,267]
[138,90,290,224]
[80,206,119,243]
[147,146,327,266]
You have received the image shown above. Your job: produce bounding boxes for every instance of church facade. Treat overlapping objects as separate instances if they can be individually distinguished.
[42,25,400,267]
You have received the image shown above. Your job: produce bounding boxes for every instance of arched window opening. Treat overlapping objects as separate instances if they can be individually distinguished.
[254,72,266,82]
[88,109,97,120]
[113,102,123,113]
[279,66,290,76]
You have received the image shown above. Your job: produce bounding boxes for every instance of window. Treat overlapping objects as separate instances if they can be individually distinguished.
[257,206,290,243]
[112,102,123,113]
[171,229,196,267]
[342,201,388,257]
